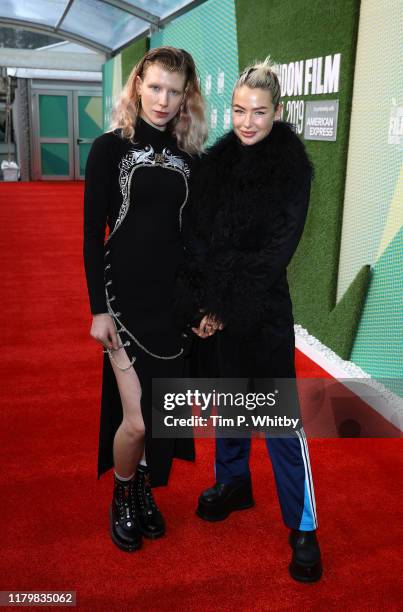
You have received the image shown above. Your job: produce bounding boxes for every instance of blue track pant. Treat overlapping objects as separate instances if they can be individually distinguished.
[215,429,318,531]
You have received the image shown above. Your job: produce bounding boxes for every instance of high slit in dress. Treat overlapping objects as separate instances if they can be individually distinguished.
[84,118,195,486]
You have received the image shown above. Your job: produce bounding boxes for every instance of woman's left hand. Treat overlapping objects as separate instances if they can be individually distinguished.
[192,314,224,338]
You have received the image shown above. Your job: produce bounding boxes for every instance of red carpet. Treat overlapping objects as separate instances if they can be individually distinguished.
[0,182,402,611]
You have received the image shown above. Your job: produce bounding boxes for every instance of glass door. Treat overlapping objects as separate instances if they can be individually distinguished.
[32,89,102,180]
[35,91,73,179]
[74,92,103,179]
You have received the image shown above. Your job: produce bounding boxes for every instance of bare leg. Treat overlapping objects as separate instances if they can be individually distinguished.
[108,344,145,478]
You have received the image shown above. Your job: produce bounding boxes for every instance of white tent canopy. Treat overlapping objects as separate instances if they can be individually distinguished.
[1,46,104,71]
[0,0,206,56]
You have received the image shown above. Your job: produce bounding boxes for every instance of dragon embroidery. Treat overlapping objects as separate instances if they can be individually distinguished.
[108,145,190,241]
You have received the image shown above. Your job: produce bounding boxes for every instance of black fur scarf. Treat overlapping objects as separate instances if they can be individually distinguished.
[178,121,313,337]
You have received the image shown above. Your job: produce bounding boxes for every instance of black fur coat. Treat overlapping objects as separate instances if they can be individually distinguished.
[178,121,313,339]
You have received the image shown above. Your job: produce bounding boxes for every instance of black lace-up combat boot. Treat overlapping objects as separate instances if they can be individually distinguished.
[109,475,142,552]
[135,465,165,539]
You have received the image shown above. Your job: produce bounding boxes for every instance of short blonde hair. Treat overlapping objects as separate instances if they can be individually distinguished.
[111,46,207,154]
[234,56,281,108]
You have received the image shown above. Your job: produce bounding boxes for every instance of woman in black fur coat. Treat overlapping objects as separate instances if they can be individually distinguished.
[182,59,323,582]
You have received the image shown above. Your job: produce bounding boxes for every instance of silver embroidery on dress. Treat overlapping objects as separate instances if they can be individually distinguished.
[107,145,190,242]
[102,143,189,360]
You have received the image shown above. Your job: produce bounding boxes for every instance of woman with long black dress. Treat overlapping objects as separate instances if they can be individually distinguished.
[83,47,206,552]
[185,59,322,582]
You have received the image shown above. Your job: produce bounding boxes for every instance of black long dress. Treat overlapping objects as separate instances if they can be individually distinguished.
[84,118,195,486]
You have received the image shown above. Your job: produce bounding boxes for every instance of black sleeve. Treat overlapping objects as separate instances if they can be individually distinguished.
[172,152,210,328]
[83,135,112,314]
[172,189,209,329]
[204,173,312,335]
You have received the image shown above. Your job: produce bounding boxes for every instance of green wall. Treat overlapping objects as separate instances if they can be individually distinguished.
[121,38,149,83]
[339,0,402,390]
[352,229,403,392]
[102,38,149,130]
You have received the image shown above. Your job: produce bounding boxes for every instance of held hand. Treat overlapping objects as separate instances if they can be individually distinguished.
[90,313,119,350]
[192,314,224,339]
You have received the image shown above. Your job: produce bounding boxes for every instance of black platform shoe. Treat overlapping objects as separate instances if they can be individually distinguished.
[288,529,323,582]
[109,476,142,552]
[135,465,165,539]
[196,481,255,521]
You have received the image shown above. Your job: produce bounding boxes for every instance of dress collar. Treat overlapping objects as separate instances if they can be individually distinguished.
[134,116,175,147]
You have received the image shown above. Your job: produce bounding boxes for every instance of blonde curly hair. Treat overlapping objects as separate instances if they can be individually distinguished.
[110,46,207,154]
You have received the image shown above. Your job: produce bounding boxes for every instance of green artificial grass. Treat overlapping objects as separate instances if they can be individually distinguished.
[121,38,149,83]
[322,265,371,359]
